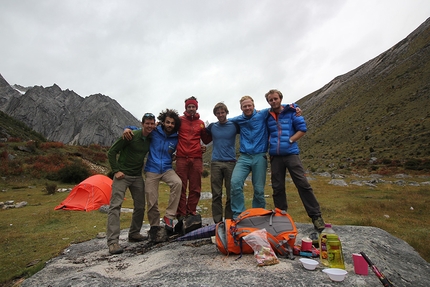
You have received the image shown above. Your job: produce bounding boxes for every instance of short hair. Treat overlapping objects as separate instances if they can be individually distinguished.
[213,102,229,116]
[240,95,254,106]
[157,108,181,133]
[265,89,283,102]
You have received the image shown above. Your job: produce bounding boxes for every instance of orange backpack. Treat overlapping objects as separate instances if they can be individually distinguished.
[215,208,297,259]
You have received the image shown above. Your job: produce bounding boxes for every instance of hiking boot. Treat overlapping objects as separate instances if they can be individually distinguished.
[183,213,202,234]
[128,233,148,242]
[312,216,325,233]
[148,226,168,243]
[108,243,123,255]
[174,216,185,235]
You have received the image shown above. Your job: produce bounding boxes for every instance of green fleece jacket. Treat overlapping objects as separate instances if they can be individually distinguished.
[107,130,151,176]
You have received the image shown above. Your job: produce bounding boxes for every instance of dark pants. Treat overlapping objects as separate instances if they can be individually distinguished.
[210,161,235,223]
[270,154,321,219]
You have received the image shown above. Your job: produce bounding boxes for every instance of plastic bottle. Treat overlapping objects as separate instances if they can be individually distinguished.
[319,223,336,267]
[326,234,345,269]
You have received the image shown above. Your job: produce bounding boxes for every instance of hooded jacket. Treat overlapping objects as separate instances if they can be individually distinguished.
[144,125,178,174]
[229,108,270,154]
[176,111,212,158]
[267,104,307,156]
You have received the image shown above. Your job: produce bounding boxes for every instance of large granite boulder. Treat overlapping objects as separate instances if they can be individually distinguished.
[21,222,429,286]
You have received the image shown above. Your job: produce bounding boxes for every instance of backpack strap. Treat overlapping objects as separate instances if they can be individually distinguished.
[267,233,295,260]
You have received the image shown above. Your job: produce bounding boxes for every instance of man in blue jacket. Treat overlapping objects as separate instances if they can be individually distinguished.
[229,96,271,219]
[144,109,182,241]
[265,89,325,232]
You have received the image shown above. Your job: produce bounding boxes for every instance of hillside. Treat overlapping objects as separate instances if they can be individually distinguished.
[0,110,46,142]
[295,18,430,174]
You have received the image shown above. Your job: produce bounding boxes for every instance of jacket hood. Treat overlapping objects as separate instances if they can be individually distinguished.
[183,111,201,120]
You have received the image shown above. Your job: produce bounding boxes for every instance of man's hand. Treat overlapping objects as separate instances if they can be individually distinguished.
[114,171,125,180]
[201,145,207,154]
[295,107,302,116]
[123,128,134,140]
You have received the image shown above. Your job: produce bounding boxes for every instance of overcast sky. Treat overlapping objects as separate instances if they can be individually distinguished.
[1,0,429,123]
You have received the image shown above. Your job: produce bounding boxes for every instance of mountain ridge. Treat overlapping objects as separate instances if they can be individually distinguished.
[0,75,140,146]
[1,17,429,174]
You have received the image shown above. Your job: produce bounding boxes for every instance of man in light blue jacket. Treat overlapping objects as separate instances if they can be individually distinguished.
[228,96,271,218]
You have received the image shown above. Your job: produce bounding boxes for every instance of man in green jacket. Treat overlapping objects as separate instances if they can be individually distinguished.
[106,113,155,254]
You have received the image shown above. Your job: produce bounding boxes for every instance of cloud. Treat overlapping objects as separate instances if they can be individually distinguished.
[1,0,429,123]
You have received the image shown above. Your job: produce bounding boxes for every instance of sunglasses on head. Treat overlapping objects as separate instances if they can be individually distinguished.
[143,113,155,118]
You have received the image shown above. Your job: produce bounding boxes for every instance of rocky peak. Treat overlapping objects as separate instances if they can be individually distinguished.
[0,79,140,146]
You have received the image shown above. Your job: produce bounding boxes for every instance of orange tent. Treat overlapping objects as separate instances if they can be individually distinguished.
[55,174,112,211]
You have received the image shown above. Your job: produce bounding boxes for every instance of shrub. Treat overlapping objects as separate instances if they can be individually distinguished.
[45,183,57,195]
[7,137,22,142]
[78,146,108,163]
[27,153,67,179]
[56,160,91,183]
[0,150,7,160]
[39,142,64,150]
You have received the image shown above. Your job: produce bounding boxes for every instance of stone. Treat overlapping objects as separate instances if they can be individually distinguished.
[20,222,430,287]
[328,179,348,186]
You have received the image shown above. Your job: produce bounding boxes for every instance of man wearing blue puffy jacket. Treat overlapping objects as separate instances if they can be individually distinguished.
[265,89,325,232]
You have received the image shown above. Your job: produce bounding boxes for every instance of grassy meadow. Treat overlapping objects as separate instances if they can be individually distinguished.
[1,172,429,286]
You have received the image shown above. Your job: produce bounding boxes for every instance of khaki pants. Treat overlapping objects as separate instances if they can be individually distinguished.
[145,170,182,226]
[106,175,145,245]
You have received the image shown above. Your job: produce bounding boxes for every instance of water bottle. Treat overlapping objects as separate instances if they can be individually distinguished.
[326,234,345,269]
[319,223,335,266]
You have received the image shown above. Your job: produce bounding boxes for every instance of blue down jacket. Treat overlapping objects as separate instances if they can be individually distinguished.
[267,104,307,156]
[144,125,178,174]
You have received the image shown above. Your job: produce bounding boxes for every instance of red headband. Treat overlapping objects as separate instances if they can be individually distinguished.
[185,99,198,110]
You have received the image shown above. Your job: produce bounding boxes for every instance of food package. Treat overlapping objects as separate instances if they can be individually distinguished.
[243,228,279,267]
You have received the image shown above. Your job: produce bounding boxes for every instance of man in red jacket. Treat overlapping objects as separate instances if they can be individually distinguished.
[175,96,212,227]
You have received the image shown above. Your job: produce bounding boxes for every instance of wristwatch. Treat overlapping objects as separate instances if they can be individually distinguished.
[289,138,293,144]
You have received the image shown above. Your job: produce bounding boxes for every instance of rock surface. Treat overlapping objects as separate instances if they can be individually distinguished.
[22,221,430,287]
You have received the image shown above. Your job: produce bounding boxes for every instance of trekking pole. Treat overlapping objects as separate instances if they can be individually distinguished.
[360,252,394,287]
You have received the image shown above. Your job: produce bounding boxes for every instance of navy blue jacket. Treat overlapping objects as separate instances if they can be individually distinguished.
[267,104,307,156]
[144,125,178,174]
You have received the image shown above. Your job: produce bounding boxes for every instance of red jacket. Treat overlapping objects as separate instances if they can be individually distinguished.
[176,111,212,158]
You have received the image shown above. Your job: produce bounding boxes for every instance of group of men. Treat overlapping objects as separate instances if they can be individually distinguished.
[106,90,325,255]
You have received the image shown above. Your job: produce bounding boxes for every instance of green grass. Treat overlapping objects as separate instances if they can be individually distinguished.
[1,173,429,286]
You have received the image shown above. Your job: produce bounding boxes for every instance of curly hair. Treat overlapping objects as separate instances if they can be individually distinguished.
[157,108,181,133]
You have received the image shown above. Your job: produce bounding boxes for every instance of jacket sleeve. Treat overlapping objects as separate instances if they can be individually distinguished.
[107,137,127,173]
[292,115,307,133]
[201,126,212,144]
[125,125,140,131]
